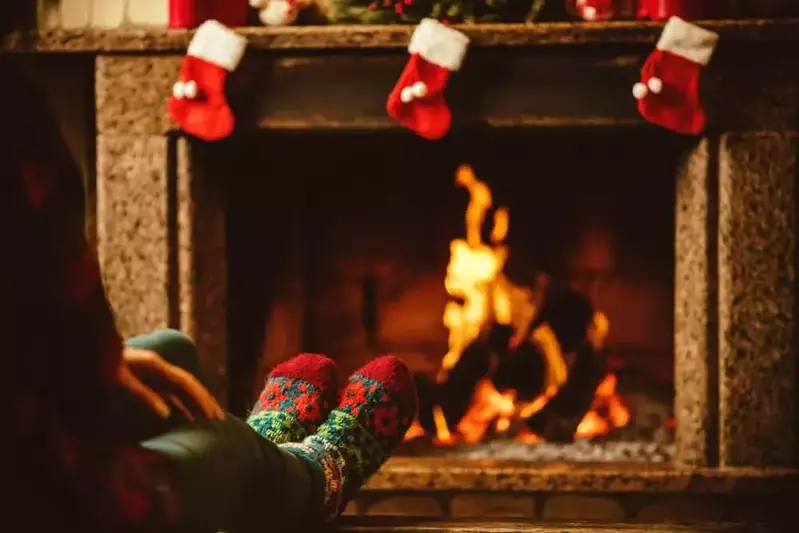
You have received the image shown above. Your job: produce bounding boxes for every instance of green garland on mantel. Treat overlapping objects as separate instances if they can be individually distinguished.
[324,0,547,24]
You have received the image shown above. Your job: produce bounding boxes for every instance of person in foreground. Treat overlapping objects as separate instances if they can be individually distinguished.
[2,4,417,533]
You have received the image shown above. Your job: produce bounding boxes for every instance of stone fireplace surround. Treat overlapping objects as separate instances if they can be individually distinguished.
[6,19,798,524]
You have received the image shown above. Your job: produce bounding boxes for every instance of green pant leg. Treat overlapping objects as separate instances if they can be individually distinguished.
[142,416,326,533]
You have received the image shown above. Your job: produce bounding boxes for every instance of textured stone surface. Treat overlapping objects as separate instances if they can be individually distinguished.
[717,132,797,467]
[364,458,799,493]
[543,496,626,521]
[673,138,717,467]
[176,139,229,405]
[450,495,534,518]
[706,54,798,131]
[96,134,171,337]
[96,55,179,135]
[4,19,799,52]
[398,440,674,463]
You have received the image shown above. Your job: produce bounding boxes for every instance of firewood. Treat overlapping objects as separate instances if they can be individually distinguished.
[525,343,605,442]
[437,334,496,431]
[491,337,547,401]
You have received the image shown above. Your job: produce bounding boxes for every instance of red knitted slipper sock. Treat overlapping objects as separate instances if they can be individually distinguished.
[283,355,418,520]
[247,353,338,443]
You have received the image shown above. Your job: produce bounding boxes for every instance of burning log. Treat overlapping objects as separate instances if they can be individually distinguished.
[522,289,617,442]
[532,287,596,354]
[436,332,496,433]
[524,343,605,442]
[491,334,546,401]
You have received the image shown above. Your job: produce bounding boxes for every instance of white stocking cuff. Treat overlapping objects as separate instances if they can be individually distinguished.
[408,18,470,72]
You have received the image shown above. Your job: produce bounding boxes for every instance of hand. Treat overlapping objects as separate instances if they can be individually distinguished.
[118,347,225,421]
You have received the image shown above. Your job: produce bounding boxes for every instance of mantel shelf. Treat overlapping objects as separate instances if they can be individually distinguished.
[3,18,799,53]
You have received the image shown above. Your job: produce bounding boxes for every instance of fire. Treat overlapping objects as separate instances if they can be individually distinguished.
[408,164,630,446]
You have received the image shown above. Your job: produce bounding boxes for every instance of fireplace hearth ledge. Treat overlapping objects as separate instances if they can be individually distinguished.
[364,457,799,493]
[350,460,799,521]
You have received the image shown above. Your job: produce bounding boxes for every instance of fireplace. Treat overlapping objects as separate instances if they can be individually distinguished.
[41,19,797,524]
[224,127,683,456]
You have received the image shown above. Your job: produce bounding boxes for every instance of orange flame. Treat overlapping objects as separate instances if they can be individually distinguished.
[406,165,630,445]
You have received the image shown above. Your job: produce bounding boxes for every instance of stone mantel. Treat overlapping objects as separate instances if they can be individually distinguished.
[5,21,794,470]
[3,19,799,53]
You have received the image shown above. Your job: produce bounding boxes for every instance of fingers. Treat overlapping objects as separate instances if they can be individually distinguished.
[168,394,195,422]
[151,359,225,420]
[119,366,171,419]
[124,348,224,420]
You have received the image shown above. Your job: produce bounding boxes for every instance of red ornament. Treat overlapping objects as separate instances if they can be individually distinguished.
[395,2,404,12]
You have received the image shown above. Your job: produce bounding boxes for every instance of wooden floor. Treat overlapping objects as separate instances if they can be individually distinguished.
[335,518,776,533]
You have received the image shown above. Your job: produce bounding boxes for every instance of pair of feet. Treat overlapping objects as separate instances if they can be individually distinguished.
[246,354,417,520]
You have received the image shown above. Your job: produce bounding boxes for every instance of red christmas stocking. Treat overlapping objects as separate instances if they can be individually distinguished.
[386,19,469,140]
[168,20,247,142]
[632,17,718,136]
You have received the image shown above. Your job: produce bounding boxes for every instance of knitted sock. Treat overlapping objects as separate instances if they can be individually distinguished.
[282,356,417,520]
[247,353,338,444]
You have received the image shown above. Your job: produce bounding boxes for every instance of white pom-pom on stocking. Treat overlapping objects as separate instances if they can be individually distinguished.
[258,0,298,26]
[632,82,648,100]
[582,6,597,20]
[632,77,662,100]
[400,81,428,103]
[647,77,663,94]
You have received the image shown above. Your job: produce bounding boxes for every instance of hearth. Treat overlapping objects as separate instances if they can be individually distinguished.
[15,18,792,524]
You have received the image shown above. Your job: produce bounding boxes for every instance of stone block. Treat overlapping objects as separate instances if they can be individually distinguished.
[450,494,534,518]
[718,131,797,467]
[673,137,717,467]
[96,134,170,337]
[542,495,626,521]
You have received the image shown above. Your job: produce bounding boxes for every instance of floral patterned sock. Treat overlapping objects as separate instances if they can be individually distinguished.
[246,353,338,444]
[282,355,418,521]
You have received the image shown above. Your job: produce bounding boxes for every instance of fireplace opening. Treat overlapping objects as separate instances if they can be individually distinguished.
[225,127,689,462]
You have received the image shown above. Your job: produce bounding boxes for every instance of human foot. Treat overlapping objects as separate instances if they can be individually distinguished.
[283,355,417,520]
[247,353,338,444]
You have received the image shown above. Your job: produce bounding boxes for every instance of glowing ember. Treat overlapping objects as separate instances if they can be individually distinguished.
[407,164,630,445]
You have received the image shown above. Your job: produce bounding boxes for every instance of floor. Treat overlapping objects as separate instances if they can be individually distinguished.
[334,518,777,533]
